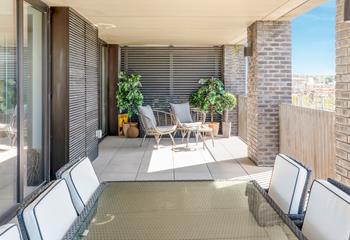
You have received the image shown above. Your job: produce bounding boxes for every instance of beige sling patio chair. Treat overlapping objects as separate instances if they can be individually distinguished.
[139,105,177,148]
[170,102,208,144]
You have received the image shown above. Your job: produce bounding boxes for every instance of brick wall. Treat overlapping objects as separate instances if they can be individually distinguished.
[247,21,292,166]
[223,45,246,135]
[335,0,350,185]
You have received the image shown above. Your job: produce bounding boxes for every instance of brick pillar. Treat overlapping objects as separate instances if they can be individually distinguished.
[223,45,246,135]
[247,21,292,166]
[335,0,350,185]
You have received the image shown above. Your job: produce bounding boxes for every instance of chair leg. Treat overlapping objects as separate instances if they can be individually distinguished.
[211,132,215,147]
[200,132,206,149]
[140,134,147,147]
[195,131,199,146]
[154,135,161,149]
[169,133,176,148]
[181,130,187,143]
[186,131,191,148]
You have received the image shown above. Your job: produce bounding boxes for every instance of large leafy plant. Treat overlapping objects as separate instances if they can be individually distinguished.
[189,78,225,122]
[116,72,144,119]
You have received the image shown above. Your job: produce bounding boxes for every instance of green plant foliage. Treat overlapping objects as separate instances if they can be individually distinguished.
[189,77,225,122]
[222,92,237,111]
[116,72,144,119]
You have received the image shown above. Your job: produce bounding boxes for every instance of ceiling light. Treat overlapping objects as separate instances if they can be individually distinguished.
[94,23,116,29]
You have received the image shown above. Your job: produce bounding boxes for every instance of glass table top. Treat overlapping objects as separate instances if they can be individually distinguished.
[78,181,303,240]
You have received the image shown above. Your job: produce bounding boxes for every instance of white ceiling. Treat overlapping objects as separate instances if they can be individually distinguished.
[43,0,326,45]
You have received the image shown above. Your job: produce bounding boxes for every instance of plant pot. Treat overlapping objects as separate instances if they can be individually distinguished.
[127,123,139,138]
[222,122,231,138]
[208,122,220,136]
[122,123,130,137]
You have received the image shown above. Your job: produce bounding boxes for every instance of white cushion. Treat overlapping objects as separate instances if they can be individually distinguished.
[268,154,309,214]
[22,180,77,240]
[139,105,157,128]
[61,157,100,214]
[157,125,177,133]
[0,224,21,240]
[170,102,193,123]
[302,180,350,240]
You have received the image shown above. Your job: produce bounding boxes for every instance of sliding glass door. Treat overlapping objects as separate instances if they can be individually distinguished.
[23,1,46,195]
[0,0,17,217]
[0,0,49,222]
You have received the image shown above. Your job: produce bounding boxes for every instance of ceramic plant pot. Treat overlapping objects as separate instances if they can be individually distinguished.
[208,122,220,136]
[122,123,130,137]
[222,122,232,138]
[127,122,139,138]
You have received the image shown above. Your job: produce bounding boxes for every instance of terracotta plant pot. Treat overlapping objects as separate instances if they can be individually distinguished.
[208,122,220,136]
[127,123,139,138]
[222,122,231,138]
[122,123,130,137]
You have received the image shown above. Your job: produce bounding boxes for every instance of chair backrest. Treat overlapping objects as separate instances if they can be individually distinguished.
[139,105,157,129]
[20,180,77,240]
[170,102,193,124]
[268,154,310,214]
[0,224,21,240]
[58,157,100,214]
[302,179,350,240]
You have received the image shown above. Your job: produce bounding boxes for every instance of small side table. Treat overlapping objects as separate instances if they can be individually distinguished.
[186,125,214,149]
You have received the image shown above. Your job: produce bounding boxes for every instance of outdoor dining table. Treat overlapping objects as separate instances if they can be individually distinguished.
[72,181,306,240]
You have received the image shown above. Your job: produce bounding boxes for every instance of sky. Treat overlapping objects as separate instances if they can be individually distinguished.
[292,0,336,75]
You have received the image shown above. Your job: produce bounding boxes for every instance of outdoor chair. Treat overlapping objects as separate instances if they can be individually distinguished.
[246,154,311,225]
[139,105,176,148]
[0,224,21,240]
[56,157,100,214]
[18,179,77,240]
[300,179,350,240]
[268,154,311,215]
[170,102,212,147]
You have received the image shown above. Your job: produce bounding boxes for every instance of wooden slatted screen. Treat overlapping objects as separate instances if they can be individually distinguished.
[68,9,98,162]
[121,47,223,115]
[85,22,99,160]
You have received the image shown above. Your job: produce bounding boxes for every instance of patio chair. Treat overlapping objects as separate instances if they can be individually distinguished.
[246,154,311,224]
[139,105,176,148]
[0,224,21,240]
[18,179,77,240]
[57,157,100,214]
[170,102,207,144]
[267,154,311,215]
[300,179,350,240]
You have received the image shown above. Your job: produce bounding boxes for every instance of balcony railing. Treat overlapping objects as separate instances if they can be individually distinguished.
[238,97,336,180]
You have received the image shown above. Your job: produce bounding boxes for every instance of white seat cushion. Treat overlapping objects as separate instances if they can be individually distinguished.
[268,154,309,214]
[22,180,77,240]
[61,157,100,214]
[157,125,177,133]
[0,224,21,240]
[302,180,350,240]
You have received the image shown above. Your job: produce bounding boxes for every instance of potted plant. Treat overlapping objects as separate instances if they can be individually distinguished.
[116,72,144,138]
[221,92,237,138]
[189,77,225,136]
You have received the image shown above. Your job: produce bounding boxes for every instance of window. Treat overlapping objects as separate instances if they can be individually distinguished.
[0,0,17,216]
[23,2,45,195]
[0,0,49,222]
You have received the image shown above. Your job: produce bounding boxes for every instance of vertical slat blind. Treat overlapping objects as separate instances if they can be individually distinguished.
[121,46,223,121]
[85,22,99,160]
[68,10,98,162]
